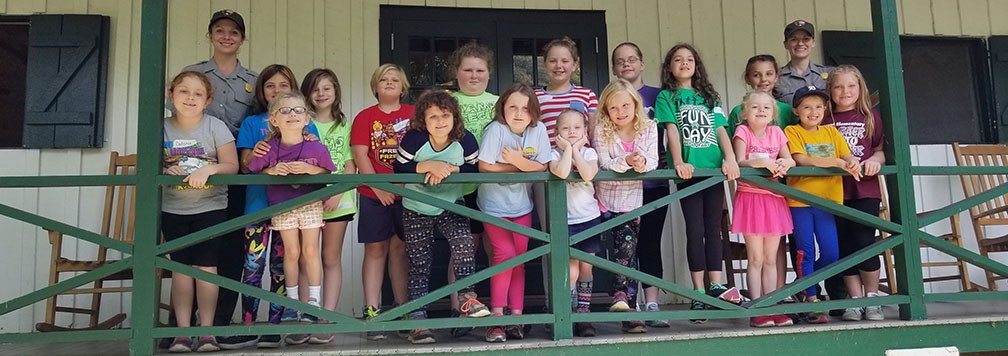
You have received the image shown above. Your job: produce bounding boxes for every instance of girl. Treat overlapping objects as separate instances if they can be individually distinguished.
[248,92,338,331]
[478,83,551,342]
[729,91,796,328]
[301,68,356,343]
[728,55,797,136]
[162,71,239,353]
[549,109,601,338]
[393,90,490,345]
[784,85,862,324]
[611,42,670,327]
[449,42,498,334]
[654,43,740,323]
[728,54,797,299]
[349,64,412,340]
[535,36,599,144]
[235,64,318,348]
[593,79,658,334]
[825,65,887,322]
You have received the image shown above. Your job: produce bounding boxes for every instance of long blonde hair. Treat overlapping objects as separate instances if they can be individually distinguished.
[596,79,647,144]
[827,64,875,138]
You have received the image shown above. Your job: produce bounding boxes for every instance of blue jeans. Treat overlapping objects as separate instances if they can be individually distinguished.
[789,206,840,298]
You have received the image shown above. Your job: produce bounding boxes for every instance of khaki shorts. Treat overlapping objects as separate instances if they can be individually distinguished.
[271,201,324,231]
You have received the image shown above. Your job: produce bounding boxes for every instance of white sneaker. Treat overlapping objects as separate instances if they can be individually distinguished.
[842,307,864,321]
[864,305,884,321]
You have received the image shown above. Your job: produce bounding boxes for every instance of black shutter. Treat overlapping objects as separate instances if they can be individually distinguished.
[23,15,109,148]
[990,36,1008,143]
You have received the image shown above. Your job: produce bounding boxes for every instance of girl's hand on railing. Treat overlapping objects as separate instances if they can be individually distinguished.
[722,159,740,181]
[842,158,863,181]
[862,160,881,176]
[674,162,694,180]
[184,166,212,188]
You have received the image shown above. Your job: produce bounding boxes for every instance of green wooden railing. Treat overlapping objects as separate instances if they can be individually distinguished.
[1,1,1007,355]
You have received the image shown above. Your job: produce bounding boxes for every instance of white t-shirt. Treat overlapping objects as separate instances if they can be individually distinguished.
[477,121,552,218]
[551,147,601,224]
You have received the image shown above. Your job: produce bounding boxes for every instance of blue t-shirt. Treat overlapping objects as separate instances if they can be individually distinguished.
[236,113,320,214]
[393,129,479,216]
[476,121,551,218]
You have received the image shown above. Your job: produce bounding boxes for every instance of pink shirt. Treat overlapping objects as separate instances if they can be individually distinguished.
[734,124,788,196]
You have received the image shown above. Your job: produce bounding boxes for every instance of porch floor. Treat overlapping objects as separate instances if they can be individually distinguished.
[5,299,1007,355]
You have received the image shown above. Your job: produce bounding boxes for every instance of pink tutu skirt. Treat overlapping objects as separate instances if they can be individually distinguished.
[730,191,793,236]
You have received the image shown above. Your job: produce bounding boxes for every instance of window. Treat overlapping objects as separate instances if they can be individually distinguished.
[0,15,110,149]
[822,31,1003,144]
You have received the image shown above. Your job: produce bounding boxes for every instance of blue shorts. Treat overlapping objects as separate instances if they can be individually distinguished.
[569,216,603,254]
[357,196,404,243]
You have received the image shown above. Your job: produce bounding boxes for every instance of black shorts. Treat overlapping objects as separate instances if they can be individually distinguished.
[324,213,355,223]
[161,209,227,267]
[463,191,485,234]
[569,216,603,254]
[357,196,405,243]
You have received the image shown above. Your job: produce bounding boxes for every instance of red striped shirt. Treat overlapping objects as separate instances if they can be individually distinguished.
[535,85,598,145]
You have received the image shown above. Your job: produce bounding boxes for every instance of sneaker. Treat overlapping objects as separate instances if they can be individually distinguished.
[573,322,596,337]
[256,334,282,348]
[459,293,491,318]
[750,315,775,328]
[643,303,670,328]
[621,319,647,334]
[771,314,794,326]
[218,335,258,350]
[504,324,525,340]
[285,333,310,345]
[449,309,474,338]
[168,336,193,353]
[842,307,864,321]
[409,328,436,344]
[363,305,386,341]
[865,305,885,321]
[609,291,631,312]
[281,307,299,322]
[689,300,707,324]
[397,312,411,338]
[194,336,220,352]
[708,283,742,304]
[309,333,334,344]
[485,327,506,342]
[804,297,828,324]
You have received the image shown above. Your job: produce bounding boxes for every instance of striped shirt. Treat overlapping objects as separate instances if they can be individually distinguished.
[535,84,598,145]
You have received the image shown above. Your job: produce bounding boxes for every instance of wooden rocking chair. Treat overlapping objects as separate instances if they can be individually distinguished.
[950,143,1008,290]
[36,151,167,331]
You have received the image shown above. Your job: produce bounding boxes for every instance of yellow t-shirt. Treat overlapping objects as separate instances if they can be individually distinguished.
[784,124,851,207]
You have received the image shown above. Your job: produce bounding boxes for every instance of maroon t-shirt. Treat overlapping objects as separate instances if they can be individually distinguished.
[828,108,885,200]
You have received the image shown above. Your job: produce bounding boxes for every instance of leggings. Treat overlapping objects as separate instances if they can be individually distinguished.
[483,213,531,310]
[240,220,286,324]
[678,180,725,272]
[837,198,882,276]
[790,206,840,298]
[403,210,477,308]
[603,212,641,298]
[639,186,669,289]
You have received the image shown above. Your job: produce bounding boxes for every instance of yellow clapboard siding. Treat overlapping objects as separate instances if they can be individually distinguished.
[753,0,788,61]
[597,0,627,71]
[248,0,278,68]
[901,0,935,34]
[814,0,847,31]
[690,0,728,103]
[5,0,44,14]
[624,0,662,87]
[932,0,962,35]
[844,0,873,31]
[722,0,756,111]
[657,0,693,53]
[991,0,1008,34]
[958,0,991,36]
[287,0,316,76]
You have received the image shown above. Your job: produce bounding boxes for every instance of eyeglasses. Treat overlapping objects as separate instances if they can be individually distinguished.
[276,106,308,115]
[614,57,640,67]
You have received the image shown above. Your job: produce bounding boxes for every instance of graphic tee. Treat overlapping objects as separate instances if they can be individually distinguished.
[654,88,727,181]
[349,104,415,199]
[828,108,885,200]
[315,119,356,218]
[477,121,551,218]
[453,91,499,195]
[247,137,338,206]
[734,124,788,195]
[162,114,234,215]
[236,112,320,214]
[784,124,851,207]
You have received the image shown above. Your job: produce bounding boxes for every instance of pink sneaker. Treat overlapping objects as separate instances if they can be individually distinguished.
[771,314,794,326]
[750,315,775,328]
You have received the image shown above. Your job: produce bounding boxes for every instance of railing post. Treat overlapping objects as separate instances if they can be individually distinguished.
[546,178,573,340]
[133,0,168,354]
[870,0,926,320]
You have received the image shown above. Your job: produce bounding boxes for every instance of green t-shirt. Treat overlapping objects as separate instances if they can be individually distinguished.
[727,100,796,137]
[315,119,356,219]
[453,91,498,194]
[654,88,728,180]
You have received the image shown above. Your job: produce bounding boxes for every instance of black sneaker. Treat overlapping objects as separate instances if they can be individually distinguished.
[574,322,596,337]
[257,334,282,349]
[690,300,707,324]
[449,309,474,338]
[218,335,258,350]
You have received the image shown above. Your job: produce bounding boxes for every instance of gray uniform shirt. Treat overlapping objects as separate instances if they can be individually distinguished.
[776,62,834,106]
[181,58,258,135]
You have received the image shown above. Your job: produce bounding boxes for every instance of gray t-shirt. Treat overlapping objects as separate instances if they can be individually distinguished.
[476,121,551,218]
[162,114,235,215]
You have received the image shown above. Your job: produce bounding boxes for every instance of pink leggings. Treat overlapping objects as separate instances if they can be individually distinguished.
[483,213,531,310]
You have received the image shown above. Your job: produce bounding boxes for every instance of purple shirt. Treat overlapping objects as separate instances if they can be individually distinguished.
[828,108,885,200]
[638,85,668,188]
[248,137,338,205]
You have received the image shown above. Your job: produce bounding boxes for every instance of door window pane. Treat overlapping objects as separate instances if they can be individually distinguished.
[513,38,582,88]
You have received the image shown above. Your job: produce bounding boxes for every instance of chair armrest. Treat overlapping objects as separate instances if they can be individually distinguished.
[45,229,63,245]
[974,204,1008,219]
